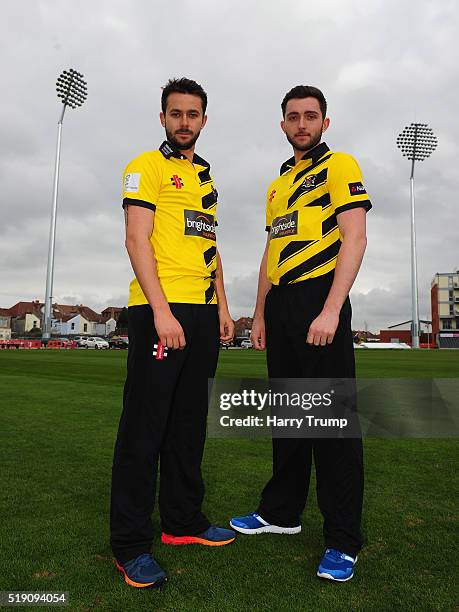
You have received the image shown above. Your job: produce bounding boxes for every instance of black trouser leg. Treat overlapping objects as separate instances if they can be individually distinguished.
[257,287,313,526]
[257,274,364,555]
[257,438,313,527]
[110,303,219,564]
[159,305,219,535]
[314,437,364,557]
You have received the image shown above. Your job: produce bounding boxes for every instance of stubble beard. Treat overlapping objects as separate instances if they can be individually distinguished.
[286,129,323,153]
[166,127,201,151]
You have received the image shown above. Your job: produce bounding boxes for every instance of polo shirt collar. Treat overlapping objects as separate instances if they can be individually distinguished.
[159,140,210,169]
[280,141,330,175]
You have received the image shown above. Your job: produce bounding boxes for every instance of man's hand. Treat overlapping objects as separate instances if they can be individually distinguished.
[219,309,235,342]
[154,309,186,349]
[251,316,266,350]
[306,309,340,346]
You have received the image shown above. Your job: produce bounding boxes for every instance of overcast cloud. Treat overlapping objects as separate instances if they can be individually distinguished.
[1,0,458,331]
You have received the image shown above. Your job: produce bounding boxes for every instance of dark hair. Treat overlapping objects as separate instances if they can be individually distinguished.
[161,77,207,115]
[281,85,327,119]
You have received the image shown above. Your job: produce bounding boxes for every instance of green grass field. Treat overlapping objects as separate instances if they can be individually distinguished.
[0,349,458,611]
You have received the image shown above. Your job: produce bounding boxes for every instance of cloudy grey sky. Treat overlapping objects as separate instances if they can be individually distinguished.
[1,0,457,331]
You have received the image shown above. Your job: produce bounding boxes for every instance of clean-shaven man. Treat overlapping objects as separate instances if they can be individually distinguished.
[111,78,236,589]
[231,85,371,582]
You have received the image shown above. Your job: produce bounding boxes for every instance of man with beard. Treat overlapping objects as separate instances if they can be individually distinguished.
[111,78,235,589]
[230,86,371,582]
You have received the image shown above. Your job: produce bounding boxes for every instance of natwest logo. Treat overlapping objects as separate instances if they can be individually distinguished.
[271,210,298,239]
[348,181,366,196]
[184,210,216,241]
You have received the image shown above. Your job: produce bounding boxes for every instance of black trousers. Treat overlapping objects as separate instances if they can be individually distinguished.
[110,303,220,565]
[256,272,364,557]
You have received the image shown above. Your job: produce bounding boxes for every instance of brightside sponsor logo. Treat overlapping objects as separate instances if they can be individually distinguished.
[184,210,216,241]
[270,210,298,239]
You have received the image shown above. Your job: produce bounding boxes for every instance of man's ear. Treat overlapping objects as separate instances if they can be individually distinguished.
[160,111,165,128]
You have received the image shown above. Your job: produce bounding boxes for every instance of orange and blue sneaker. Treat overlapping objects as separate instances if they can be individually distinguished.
[115,553,167,588]
[161,525,236,546]
[316,548,358,582]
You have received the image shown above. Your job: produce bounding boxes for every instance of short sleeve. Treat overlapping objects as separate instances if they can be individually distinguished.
[122,153,162,212]
[328,153,372,216]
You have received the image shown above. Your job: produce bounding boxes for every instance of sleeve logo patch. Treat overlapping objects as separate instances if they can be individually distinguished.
[124,172,141,193]
[271,210,298,239]
[348,182,366,196]
[184,210,216,241]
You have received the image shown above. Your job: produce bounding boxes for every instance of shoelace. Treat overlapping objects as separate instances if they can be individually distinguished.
[125,554,153,570]
[325,549,346,562]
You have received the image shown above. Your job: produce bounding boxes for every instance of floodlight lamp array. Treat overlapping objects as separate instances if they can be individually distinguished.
[396,123,437,161]
[56,68,87,109]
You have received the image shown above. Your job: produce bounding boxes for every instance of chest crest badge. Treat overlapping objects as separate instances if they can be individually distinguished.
[301,175,316,189]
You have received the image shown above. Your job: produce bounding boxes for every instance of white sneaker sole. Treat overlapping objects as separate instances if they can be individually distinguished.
[229,521,301,535]
[316,571,354,582]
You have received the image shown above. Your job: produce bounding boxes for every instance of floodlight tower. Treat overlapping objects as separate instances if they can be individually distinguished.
[396,123,437,349]
[43,69,87,339]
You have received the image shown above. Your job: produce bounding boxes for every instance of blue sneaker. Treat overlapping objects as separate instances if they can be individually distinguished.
[162,525,236,546]
[230,512,301,535]
[115,553,167,588]
[316,548,358,582]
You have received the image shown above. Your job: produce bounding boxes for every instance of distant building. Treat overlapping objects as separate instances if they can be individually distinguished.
[379,327,432,346]
[0,308,12,339]
[234,317,253,345]
[105,318,117,335]
[3,300,119,337]
[6,301,43,333]
[431,270,459,348]
[51,306,107,336]
[51,313,92,336]
[101,307,124,322]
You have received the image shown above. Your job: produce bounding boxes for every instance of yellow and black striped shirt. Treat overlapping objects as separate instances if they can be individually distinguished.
[122,141,218,306]
[265,142,371,285]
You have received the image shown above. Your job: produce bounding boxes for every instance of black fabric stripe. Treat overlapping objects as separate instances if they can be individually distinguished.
[265,225,271,232]
[334,200,372,216]
[305,192,331,208]
[122,198,156,211]
[279,239,341,285]
[204,246,217,266]
[202,190,218,210]
[292,154,333,184]
[280,156,295,176]
[278,240,316,266]
[193,152,211,170]
[322,213,338,236]
[197,167,211,183]
[205,282,215,304]
[287,168,328,209]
